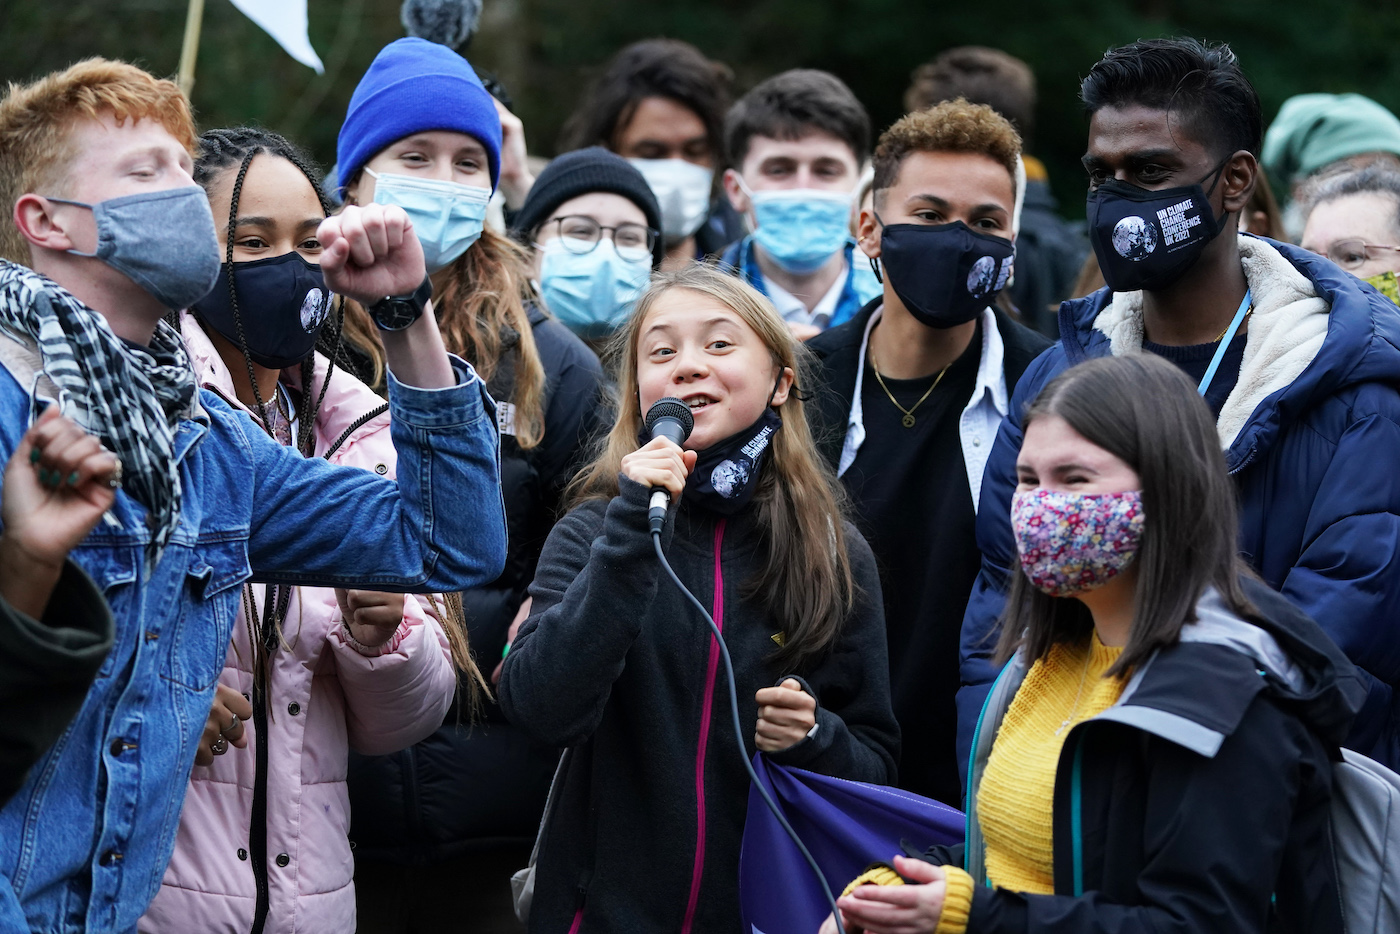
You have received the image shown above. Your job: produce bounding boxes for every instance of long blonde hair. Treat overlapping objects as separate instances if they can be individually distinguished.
[566,265,855,670]
[431,229,547,448]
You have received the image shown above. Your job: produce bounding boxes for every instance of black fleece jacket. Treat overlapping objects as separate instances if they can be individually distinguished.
[500,478,899,933]
[919,578,1363,934]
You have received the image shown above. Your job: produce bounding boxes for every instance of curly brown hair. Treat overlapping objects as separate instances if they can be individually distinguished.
[871,98,1021,200]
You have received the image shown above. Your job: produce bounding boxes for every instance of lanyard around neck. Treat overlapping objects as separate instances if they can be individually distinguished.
[1197,289,1252,397]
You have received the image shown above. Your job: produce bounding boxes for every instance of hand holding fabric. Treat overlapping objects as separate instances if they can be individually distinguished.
[823,856,947,934]
[755,678,818,752]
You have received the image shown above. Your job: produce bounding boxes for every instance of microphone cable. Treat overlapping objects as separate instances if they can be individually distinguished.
[651,529,847,934]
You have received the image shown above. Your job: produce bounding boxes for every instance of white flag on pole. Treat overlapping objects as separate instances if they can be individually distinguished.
[228,0,325,74]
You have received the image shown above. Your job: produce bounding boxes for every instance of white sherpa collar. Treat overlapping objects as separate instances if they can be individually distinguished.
[1089,236,1331,451]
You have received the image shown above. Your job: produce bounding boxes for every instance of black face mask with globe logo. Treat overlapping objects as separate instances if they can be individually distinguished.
[682,407,783,516]
[1086,160,1230,293]
[874,217,1016,329]
[193,251,331,370]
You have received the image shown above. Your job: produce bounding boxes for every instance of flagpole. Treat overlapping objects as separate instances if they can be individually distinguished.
[177,0,206,96]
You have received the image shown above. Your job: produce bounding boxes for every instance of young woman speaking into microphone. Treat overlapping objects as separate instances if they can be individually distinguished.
[499,264,899,933]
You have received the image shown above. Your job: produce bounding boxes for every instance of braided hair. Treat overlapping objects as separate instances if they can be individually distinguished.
[192,127,348,701]
[194,126,349,457]
[194,127,487,710]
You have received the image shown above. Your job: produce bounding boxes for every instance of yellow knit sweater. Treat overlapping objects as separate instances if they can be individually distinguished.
[934,635,1126,934]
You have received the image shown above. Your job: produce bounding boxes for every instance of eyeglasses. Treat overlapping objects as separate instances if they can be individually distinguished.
[544,215,656,257]
[1321,239,1400,271]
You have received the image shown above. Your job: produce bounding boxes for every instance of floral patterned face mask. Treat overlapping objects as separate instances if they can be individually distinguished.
[1011,488,1146,598]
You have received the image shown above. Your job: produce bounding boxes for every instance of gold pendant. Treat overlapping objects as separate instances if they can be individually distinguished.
[902,413,916,428]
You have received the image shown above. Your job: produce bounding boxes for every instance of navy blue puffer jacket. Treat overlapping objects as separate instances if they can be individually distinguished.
[958,235,1400,776]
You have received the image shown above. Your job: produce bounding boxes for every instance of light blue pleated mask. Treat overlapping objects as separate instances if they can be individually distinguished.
[366,169,492,272]
[743,183,854,274]
[538,238,652,339]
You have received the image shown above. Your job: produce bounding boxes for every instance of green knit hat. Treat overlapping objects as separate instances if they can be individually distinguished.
[1263,93,1400,193]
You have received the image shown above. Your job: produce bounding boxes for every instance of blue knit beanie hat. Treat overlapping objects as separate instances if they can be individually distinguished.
[337,37,503,194]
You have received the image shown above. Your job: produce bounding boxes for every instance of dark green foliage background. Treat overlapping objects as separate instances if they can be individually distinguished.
[5,0,1399,214]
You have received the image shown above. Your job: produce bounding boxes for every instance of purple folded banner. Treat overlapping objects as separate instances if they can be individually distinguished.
[739,755,964,934]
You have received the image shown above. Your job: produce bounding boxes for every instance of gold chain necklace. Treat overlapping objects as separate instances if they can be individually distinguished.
[1213,307,1252,343]
[1055,643,1097,736]
[870,357,950,428]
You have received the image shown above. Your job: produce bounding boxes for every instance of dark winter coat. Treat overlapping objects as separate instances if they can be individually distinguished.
[0,559,113,808]
[958,236,1400,773]
[925,578,1363,933]
[499,478,899,933]
[347,305,607,862]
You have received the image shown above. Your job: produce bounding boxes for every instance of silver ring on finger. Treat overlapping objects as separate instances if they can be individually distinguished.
[226,715,239,733]
[211,736,229,756]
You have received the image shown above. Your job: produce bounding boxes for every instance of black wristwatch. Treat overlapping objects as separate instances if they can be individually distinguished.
[368,275,433,332]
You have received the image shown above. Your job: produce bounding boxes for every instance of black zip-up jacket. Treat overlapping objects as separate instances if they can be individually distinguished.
[500,478,899,933]
[919,578,1364,933]
[347,306,607,862]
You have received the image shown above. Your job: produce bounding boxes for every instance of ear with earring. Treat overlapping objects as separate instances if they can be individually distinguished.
[857,234,883,284]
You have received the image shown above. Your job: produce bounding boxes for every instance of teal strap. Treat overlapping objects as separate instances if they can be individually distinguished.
[1197,289,1253,397]
[965,662,1011,878]
[1071,739,1086,897]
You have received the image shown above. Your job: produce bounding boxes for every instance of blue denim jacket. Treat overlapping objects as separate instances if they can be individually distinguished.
[0,356,505,934]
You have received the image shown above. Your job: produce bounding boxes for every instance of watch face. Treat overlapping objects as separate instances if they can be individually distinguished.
[373,299,420,331]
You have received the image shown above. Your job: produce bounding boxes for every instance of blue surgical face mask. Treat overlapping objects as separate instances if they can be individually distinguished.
[365,168,492,272]
[538,237,652,339]
[48,186,221,310]
[740,179,853,274]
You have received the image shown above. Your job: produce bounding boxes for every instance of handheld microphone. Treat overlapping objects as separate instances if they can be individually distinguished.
[643,397,694,534]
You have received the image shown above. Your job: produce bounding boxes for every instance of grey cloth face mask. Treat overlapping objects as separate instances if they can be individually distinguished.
[48,186,222,311]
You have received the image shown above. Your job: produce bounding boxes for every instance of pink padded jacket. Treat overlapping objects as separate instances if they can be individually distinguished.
[139,317,457,934]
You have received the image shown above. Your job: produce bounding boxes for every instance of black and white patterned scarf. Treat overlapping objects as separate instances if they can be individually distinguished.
[0,260,196,561]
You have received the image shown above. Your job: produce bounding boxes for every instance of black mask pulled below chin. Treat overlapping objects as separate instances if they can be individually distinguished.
[1086,162,1229,293]
[683,407,782,515]
[193,251,331,370]
[876,218,1015,329]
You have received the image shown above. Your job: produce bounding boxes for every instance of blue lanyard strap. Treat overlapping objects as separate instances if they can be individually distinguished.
[1198,289,1253,397]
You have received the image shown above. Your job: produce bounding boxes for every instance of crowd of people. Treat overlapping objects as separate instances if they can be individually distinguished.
[1,20,1399,934]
